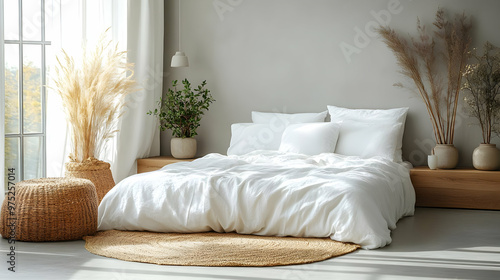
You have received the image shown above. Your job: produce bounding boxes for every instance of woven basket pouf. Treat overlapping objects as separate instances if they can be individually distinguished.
[65,158,115,203]
[0,177,98,242]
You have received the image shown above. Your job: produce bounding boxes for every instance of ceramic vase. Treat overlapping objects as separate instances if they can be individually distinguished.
[472,144,500,171]
[433,144,459,169]
[171,137,197,159]
[428,155,438,170]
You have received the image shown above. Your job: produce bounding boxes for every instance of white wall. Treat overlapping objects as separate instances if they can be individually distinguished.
[162,0,500,167]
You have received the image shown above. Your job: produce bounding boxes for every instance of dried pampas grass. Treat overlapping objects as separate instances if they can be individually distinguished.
[463,42,500,144]
[378,8,472,144]
[52,32,136,162]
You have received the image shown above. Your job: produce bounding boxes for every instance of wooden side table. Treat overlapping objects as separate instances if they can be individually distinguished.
[137,156,197,173]
[410,166,500,210]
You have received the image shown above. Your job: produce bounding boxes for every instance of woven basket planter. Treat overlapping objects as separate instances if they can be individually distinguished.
[0,177,98,241]
[65,158,115,203]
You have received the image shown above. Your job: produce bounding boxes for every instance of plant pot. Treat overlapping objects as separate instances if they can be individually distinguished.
[472,144,500,171]
[65,158,115,203]
[433,144,459,169]
[171,137,197,159]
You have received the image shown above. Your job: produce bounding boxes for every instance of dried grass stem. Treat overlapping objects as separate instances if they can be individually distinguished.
[51,32,136,162]
[378,8,472,144]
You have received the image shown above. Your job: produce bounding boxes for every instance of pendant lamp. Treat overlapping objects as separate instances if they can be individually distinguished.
[171,0,189,67]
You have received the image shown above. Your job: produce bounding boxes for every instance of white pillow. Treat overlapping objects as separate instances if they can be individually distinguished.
[227,123,285,156]
[335,121,402,160]
[251,111,328,125]
[279,122,341,155]
[327,105,409,162]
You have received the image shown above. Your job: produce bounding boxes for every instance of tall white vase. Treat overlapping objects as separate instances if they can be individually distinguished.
[472,144,500,171]
[171,137,197,159]
[433,144,459,169]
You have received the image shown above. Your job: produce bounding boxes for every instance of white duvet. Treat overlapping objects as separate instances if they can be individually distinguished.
[98,151,415,249]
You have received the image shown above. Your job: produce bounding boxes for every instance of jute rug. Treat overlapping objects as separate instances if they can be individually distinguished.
[84,230,360,267]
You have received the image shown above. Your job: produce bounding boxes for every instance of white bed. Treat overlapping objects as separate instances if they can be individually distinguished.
[98,151,415,249]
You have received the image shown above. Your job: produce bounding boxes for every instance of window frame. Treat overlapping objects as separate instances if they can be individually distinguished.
[3,0,50,191]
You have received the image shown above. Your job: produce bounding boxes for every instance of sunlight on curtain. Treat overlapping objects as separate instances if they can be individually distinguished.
[46,0,83,178]
[46,0,162,182]
[112,0,163,182]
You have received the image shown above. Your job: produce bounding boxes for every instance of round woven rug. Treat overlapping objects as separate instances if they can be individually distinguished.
[84,230,360,267]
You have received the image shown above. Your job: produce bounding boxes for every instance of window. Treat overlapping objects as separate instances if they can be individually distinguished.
[3,0,52,189]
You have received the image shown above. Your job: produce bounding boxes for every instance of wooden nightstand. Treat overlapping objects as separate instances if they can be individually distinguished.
[136,156,197,173]
[410,166,500,210]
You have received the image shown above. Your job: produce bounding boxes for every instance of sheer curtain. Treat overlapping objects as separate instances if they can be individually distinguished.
[46,0,162,182]
[113,0,163,181]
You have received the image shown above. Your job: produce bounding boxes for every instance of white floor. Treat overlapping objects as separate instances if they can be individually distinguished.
[1,207,500,280]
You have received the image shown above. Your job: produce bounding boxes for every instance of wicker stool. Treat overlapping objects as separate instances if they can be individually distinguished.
[0,177,98,242]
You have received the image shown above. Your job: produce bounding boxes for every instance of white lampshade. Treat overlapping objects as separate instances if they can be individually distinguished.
[171,51,189,67]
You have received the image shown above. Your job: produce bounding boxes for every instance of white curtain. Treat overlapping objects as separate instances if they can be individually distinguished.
[113,0,163,181]
[0,0,5,207]
[46,0,162,182]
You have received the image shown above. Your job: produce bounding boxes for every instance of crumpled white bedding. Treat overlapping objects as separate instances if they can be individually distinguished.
[98,151,415,249]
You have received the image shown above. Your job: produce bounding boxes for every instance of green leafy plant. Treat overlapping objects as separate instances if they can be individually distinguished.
[462,42,500,144]
[148,79,215,138]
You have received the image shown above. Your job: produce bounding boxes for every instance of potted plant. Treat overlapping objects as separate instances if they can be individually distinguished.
[148,79,215,158]
[52,33,137,202]
[378,8,472,169]
[462,42,500,171]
